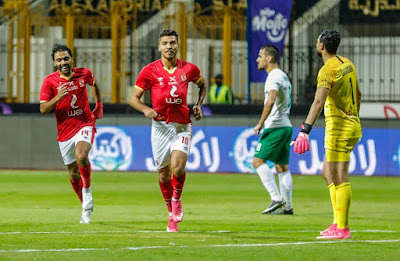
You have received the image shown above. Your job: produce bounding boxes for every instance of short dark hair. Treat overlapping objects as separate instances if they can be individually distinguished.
[260,44,279,63]
[51,45,72,61]
[159,30,179,40]
[319,29,341,54]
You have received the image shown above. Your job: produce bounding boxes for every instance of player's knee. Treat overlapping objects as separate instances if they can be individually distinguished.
[334,176,349,186]
[157,166,172,182]
[252,158,263,169]
[171,164,185,176]
[276,164,289,173]
[75,153,89,167]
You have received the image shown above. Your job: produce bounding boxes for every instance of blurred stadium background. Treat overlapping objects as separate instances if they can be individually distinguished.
[0,0,399,175]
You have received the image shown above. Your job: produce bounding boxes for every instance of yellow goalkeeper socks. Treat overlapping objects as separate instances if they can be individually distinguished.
[336,182,352,229]
[328,183,337,225]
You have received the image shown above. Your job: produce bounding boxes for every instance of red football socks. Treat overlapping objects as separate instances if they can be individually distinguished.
[79,163,91,189]
[172,172,186,200]
[69,178,83,203]
[159,180,173,213]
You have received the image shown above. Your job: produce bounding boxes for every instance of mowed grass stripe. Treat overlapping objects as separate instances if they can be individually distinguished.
[1,239,400,253]
[0,229,397,235]
[0,170,399,260]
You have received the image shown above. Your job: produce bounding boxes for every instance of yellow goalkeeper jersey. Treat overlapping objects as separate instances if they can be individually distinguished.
[317,55,362,138]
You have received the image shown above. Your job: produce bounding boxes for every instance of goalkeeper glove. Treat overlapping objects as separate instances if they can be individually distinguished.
[93,102,103,119]
[293,122,312,154]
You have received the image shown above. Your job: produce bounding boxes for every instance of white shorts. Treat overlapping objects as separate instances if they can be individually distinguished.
[58,126,95,165]
[151,120,192,169]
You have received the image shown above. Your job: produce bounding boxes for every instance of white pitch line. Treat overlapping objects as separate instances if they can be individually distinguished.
[1,231,72,235]
[123,246,167,250]
[0,239,399,253]
[0,248,110,253]
[181,230,399,234]
[0,229,397,235]
[352,230,398,233]
[211,239,400,247]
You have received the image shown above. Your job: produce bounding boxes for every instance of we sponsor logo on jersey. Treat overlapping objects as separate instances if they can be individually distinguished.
[67,94,83,117]
[165,77,182,104]
[170,85,178,97]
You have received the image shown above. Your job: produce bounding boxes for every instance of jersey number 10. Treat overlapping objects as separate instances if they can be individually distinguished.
[181,136,189,145]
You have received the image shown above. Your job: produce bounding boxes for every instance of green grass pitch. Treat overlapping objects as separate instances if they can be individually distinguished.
[0,170,399,260]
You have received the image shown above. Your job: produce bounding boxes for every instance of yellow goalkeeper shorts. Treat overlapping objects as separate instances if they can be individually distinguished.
[325,136,360,162]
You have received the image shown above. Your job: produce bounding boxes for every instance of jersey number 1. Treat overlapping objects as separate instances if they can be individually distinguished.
[349,78,356,106]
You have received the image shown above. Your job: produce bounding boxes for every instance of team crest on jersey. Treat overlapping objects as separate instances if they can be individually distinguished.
[79,78,85,87]
[181,74,187,82]
[157,77,164,85]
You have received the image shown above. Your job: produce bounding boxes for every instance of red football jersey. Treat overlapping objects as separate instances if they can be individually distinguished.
[135,59,202,124]
[40,68,96,141]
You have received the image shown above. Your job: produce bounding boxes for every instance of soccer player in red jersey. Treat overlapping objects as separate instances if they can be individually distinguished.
[130,30,207,232]
[40,45,103,224]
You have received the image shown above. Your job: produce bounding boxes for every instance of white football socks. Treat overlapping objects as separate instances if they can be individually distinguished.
[278,170,293,210]
[82,187,93,211]
[256,164,282,201]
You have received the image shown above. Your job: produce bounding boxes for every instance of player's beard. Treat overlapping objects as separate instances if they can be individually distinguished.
[316,49,322,57]
[59,64,71,76]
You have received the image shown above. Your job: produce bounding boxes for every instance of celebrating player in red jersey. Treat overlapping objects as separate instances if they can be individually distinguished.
[40,45,103,224]
[130,30,207,232]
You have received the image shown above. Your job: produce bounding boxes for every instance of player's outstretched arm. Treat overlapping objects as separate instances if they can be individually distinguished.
[292,87,329,154]
[40,83,69,114]
[193,77,207,121]
[129,86,158,119]
[91,80,103,119]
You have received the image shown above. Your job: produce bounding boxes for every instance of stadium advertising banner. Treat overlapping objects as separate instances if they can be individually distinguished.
[48,0,166,15]
[340,0,400,24]
[89,126,400,176]
[247,0,293,83]
[360,102,400,119]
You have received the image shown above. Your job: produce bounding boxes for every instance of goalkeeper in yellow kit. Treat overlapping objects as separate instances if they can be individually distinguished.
[293,29,362,239]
